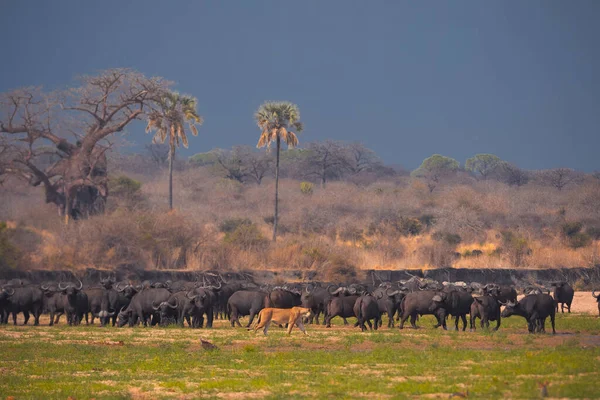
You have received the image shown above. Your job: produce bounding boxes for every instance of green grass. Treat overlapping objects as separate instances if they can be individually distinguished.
[0,313,599,399]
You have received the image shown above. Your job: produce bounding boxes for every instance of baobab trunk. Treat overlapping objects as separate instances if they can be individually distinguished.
[273,136,281,242]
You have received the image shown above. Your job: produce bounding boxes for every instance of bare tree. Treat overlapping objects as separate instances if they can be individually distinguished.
[213,148,245,183]
[145,143,169,167]
[539,168,582,191]
[304,141,347,187]
[0,69,169,222]
[236,145,273,185]
[341,142,382,175]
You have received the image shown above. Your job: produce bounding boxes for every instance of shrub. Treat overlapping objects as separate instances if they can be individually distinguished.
[418,214,436,229]
[300,181,314,195]
[568,233,591,249]
[339,226,364,243]
[561,222,583,238]
[223,223,268,250]
[109,175,142,197]
[0,222,22,270]
[500,230,530,266]
[586,226,600,240]
[432,232,462,246]
[219,218,252,233]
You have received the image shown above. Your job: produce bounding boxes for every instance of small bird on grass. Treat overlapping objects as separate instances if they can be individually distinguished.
[200,338,218,351]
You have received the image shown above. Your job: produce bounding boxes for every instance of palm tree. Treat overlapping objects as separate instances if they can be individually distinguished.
[255,101,303,242]
[146,92,203,210]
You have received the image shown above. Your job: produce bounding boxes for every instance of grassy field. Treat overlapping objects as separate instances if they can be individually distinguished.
[1,313,600,399]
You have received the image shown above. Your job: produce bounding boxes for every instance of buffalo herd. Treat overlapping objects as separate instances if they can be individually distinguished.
[0,274,597,334]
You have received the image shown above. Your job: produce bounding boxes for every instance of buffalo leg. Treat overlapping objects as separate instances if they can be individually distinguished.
[55,312,62,324]
[22,311,30,325]
[247,310,258,327]
[12,311,18,326]
[460,315,467,331]
[206,308,213,328]
[550,313,556,334]
[410,314,418,329]
[343,318,349,325]
[366,319,373,331]
[49,311,55,326]
[494,316,501,331]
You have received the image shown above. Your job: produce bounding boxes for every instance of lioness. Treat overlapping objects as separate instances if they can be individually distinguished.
[250,307,312,336]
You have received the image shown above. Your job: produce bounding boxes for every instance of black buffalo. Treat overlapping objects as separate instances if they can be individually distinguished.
[470,295,501,331]
[484,284,517,303]
[551,282,574,313]
[373,287,405,328]
[3,285,44,325]
[353,294,381,331]
[265,288,302,309]
[428,290,474,331]
[186,287,217,328]
[301,284,332,325]
[501,294,556,334]
[59,280,88,326]
[117,288,171,327]
[398,291,444,329]
[85,287,104,324]
[227,290,266,328]
[40,283,66,326]
[99,283,136,326]
[593,290,600,317]
[324,287,359,328]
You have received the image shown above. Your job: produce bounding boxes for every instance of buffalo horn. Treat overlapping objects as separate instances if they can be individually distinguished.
[40,283,50,291]
[186,290,198,300]
[592,290,599,299]
[3,287,15,296]
[152,301,162,311]
[168,298,179,309]
[76,279,83,290]
[58,281,68,291]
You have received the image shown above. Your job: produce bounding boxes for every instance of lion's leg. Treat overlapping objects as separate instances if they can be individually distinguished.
[297,319,307,335]
[287,319,295,334]
[263,320,271,336]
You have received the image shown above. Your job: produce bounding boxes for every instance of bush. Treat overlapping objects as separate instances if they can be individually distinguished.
[432,232,462,246]
[0,222,22,270]
[300,181,314,195]
[500,230,530,266]
[586,226,600,240]
[223,223,268,250]
[109,175,142,197]
[219,218,252,233]
[339,226,364,243]
[568,233,591,249]
[561,222,583,238]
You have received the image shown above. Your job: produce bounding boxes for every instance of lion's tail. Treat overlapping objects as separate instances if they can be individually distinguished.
[248,309,263,331]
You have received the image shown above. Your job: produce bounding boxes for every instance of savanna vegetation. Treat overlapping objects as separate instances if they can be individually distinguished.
[1,69,600,278]
[1,313,599,399]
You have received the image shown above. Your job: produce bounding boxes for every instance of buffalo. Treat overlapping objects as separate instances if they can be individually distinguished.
[99,282,136,326]
[353,293,381,331]
[3,285,44,325]
[59,280,88,326]
[227,290,266,328]
[551,282,574,313]
[301,284,332,325]
[398,291,444,329]
[428,290,474,331]
[324,286,359,328]
[593,290,600,317]
[117,288,171,327]
[40,283,66,326]
[501,294,556,334]
[470,295,501,331]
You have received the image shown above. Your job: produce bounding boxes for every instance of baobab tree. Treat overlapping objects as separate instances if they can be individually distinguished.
[0,69,170,222]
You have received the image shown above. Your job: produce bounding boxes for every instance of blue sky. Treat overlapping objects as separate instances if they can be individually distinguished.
[1,1,599,170]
